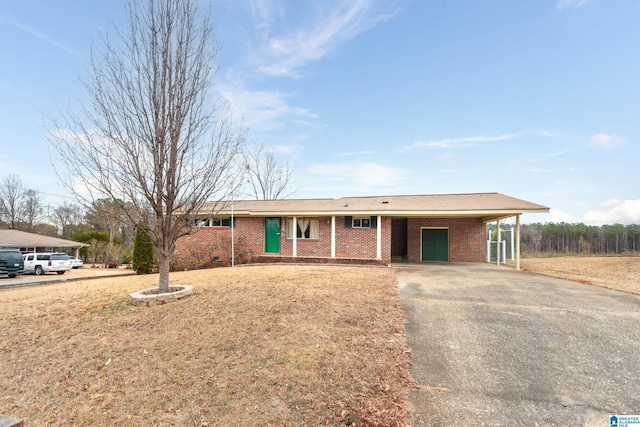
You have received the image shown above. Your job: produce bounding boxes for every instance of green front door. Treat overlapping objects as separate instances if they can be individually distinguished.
[265,217,281,253]
[422,228,448,261]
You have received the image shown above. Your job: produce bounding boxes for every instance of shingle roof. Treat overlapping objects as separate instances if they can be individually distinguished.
[0,229,87,248]
[200,192,549,221]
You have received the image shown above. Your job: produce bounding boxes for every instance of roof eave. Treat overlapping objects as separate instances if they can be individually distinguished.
[212,208,550,218]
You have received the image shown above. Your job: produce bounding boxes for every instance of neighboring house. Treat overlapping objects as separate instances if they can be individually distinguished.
[175,192,549,268]
[0,229,87,257]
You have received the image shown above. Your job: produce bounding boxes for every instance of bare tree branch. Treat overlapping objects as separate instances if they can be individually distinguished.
[244,144,295,200]
[0,174,45,231]
[50,201,85,239]
[49,0,245,292]
[0,174,25,229]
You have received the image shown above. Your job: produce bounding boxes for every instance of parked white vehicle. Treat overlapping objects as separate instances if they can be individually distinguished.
[68,256,84,269]
[22,253,72,275]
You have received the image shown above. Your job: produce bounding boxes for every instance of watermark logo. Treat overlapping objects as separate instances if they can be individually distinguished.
[610,415,640,427]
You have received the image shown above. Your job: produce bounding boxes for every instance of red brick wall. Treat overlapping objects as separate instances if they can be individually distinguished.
[406,217,486,262]
[279,217,332,258]
[335,216,390,262]
[174,217,265,261]
[175,215,392,263]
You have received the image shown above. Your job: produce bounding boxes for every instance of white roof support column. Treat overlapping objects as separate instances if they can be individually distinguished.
[496,219,501,267]
[516,214,521,271]
[376,215,382,260]
[292,216,297,257]
[331,216,336,258]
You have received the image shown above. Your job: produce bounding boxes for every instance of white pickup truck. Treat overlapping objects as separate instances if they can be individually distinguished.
[23,253,72,275]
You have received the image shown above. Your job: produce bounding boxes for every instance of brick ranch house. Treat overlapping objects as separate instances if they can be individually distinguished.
[174,192,549,269]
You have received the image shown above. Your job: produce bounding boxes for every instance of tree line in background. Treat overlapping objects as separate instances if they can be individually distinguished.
[492,222,640,256]
[0,173,135,266]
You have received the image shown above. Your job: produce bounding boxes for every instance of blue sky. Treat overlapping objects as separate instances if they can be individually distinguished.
[1,0,639,225]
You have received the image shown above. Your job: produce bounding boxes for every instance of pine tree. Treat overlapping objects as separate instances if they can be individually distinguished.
[132,225,154,275]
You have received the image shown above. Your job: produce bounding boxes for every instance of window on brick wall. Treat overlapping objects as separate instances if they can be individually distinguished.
[190,217,234,227]
[193,218,210,227]
[285,218,319,239]
[353,217,370,228]
[344,216,378,229]
[211,218,231,227]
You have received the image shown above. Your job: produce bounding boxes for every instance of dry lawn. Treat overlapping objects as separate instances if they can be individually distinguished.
[0,265,413,426]
[521,256,640,295]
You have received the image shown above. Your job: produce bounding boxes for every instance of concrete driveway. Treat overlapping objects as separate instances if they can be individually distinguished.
[395,263,640,426]
[0,267,133,289]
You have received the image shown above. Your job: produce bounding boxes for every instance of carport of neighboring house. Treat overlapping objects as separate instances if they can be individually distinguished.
[0,229,87,257]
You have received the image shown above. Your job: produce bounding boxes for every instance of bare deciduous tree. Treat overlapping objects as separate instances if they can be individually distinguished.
[51,201,85,239]
[50,0,245,293]
[0,174,45,231]
[0,174,25,229]
[21,189,44,232]
[245,145,294,200]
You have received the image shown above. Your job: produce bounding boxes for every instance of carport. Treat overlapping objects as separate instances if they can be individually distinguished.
[0,229,87,257]
[388,193,549,269]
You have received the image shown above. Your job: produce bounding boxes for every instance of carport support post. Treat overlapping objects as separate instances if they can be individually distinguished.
[516,214,521,271]
[496,220,501,266]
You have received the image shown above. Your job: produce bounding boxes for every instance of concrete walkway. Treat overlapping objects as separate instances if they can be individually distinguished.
[395,263,640,426]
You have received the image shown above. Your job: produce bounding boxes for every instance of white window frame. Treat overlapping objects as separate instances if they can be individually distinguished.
[352,217,371,228]
[211,218,231,228]
[285,217,319,240]
[193,218,210,227]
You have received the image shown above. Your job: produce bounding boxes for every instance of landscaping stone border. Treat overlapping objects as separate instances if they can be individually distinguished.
[129,285,194,306]
[0,415,23,427]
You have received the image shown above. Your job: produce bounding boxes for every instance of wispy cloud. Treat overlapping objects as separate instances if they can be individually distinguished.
[547,199,640,225]
[557,0,588,10]
[583,199,640,225]
[401,129,558,152]
[589,133,627,149]
[402,133,518,151]
[308,161,406,186]
[247,0,401,77]
[532,149,570,162]
[524,167,550,174]
[336,150,380,157]
[11,20,82,57]
[270,144,299,155]
[218,79,318,131]
[546,208,581,223]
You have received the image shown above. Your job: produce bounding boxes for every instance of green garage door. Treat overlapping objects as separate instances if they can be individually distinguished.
[421,229,448,261]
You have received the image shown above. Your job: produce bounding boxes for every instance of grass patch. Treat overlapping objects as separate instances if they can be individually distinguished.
[521,256,640,295]
[0,265,413,426]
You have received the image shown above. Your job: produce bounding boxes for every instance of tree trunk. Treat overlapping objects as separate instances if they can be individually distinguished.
[157,250,171,294]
